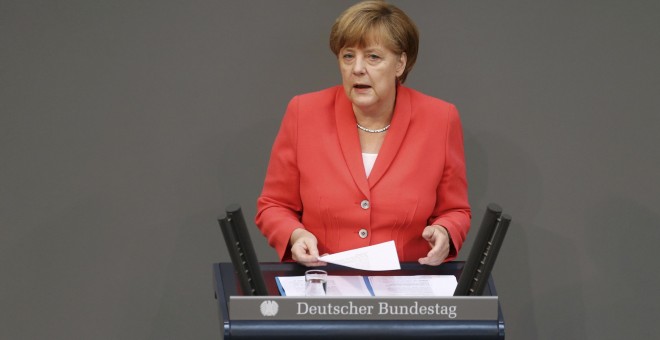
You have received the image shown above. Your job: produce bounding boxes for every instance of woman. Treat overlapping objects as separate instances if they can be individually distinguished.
[256,0,470,267]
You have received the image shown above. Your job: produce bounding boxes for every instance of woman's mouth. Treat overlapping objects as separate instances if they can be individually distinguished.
[353,84,372,94]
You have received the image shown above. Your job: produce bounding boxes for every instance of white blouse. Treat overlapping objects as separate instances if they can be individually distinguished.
[362,153,378,178]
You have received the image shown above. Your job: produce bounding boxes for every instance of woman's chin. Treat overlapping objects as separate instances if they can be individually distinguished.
[349,94,378,109]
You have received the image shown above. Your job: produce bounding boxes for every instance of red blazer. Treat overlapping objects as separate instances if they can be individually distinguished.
[256,85,471,262]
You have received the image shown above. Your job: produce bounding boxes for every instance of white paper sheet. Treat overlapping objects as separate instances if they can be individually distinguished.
[368,275,458,296]
[318,240,401,271]
[276,275,372,296]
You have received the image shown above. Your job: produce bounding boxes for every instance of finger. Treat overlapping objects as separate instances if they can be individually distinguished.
[299,257,328,267]
[418,255,442,266]
[302,240,320,258]
[297,249,327,266]
[419,247,434,264]
[315,253,330,263]
[418,256,440,266]
[301,260,323,267]
[422,227,435,240]
[308,248,320,258]
[291,243,313,263]
[419,244,447,266]
[290,242,308,256]
[292,244,326,266]
[295,254,318,266]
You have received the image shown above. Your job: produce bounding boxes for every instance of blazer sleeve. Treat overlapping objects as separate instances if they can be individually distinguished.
[255,96,305,260]
[429,104,471,260]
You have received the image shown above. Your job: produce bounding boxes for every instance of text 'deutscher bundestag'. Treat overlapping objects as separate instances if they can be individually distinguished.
[230,296,498,321]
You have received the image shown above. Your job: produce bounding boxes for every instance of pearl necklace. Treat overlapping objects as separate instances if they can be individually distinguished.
[356,123,391,133]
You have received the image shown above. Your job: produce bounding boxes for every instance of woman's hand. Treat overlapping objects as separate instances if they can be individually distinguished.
[418,225,451,266]
[289,228,327,267]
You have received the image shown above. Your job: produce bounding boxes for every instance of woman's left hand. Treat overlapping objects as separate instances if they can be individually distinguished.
[418,225,451,266]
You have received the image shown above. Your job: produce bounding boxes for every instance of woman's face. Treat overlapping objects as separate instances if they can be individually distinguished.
[338,43,406,115]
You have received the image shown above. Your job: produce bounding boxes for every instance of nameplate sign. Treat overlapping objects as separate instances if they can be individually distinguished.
[229,296,498,321]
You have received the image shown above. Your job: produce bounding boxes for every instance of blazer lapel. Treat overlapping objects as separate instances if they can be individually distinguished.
[335,88,371,199]
[368,86,411,188]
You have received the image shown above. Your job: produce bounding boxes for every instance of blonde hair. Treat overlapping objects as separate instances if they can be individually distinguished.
[329,0,419,83]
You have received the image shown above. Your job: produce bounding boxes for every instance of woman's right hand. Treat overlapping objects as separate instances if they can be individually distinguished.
[289,228,327,267]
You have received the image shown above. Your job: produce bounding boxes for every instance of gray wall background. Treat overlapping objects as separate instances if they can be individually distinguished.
[2,0,659,339]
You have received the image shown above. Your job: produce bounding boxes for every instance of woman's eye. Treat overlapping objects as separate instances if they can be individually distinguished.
[342,54,354,60]
[368,54,381,61]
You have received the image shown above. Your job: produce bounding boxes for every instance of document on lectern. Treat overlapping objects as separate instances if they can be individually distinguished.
[276,275,457,297]
[368,275,457,296]
[276,275,373,296]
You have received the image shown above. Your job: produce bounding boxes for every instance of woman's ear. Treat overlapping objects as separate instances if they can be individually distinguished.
[396,52,407,77]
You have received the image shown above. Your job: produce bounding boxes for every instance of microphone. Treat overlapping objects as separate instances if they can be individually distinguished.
[454,203,511,296]
[218,204,268,296]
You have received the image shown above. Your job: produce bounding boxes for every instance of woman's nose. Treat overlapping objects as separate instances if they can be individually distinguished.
[352,57,366,75]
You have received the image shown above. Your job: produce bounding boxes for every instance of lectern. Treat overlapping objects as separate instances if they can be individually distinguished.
[213,262,505,339]
[214,203,509,339]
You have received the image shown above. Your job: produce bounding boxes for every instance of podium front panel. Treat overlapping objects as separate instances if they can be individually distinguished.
[213,262,505,339]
